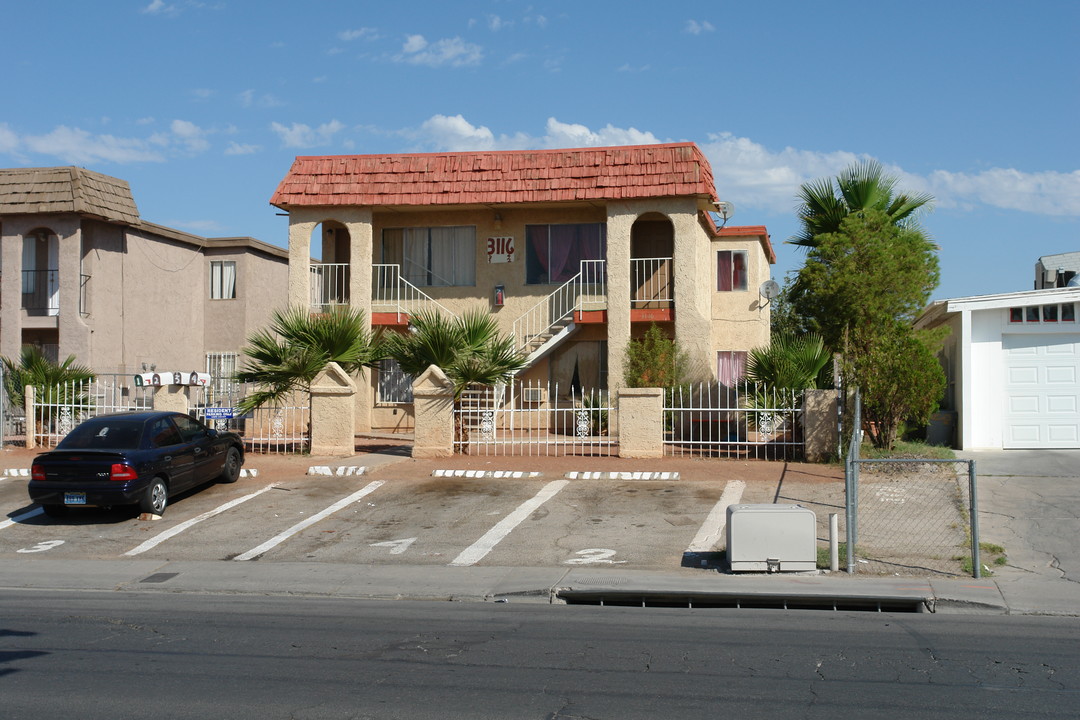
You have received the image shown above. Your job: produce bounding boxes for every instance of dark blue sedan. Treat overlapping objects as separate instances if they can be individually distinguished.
[29,411,244,517]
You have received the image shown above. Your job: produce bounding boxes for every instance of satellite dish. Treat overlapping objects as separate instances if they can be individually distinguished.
[714,200,735,220]
[759,280,780,300]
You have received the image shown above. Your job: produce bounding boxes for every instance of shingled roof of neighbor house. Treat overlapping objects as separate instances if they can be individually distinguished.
[0,167,141,225]
[270,142,720,209]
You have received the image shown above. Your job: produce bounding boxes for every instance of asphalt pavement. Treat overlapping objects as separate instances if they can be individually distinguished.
[2,447,1078,616]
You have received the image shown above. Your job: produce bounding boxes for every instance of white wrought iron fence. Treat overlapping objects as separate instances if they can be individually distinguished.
[30,374,154,448]
[663,381,804,460]
[454,381,615,456]
[193,382,310,454]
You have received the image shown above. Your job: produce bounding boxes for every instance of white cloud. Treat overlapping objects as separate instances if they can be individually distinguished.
[224,141,260,156]
[191,88,215,101]
[270,120,345,148]
[700,131,1080,218]
[141,0,177,15]
[166,218,225,234]
[487,14,510,31]
[170,119,209,153]
[405,115,659,153]
[22,126,166,164]
[339,27,379,41]
[396,35,483,67]
[685,19,715,35]
[238,89,284,108]
[0,123,20,153]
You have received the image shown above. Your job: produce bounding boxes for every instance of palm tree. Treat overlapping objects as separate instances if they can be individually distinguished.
[386,310,526,448]
[386,310,526,399]
[236,306,386,415]
[745,332,832,391]
[2,346,95,439]
[789,160,933,249]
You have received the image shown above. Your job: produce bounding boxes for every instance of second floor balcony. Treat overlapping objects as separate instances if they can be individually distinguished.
[21,270,90,318]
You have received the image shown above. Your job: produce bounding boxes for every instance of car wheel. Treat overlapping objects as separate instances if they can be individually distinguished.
[218,447,242,484]
[41,504,67,518]
[140,478,168,516]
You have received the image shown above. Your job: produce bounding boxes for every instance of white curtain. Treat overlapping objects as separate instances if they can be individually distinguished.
[717,351,747,386]
[430,227,474,286]
[401,228,428,286]
[211,261,236,299]
[22,236,36,293]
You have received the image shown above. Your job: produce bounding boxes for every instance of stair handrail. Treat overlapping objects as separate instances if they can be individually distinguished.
[372,264,457,321]
[512,260,606,353]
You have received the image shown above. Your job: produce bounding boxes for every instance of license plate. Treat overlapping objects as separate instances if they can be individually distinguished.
[64,492,86,505]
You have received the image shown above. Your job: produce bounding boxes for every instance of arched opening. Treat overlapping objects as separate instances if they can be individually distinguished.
[630,214,674,311]
[23,227,60,317]
[309,221,351,311]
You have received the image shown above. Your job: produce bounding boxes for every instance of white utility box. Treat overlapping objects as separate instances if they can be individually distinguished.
[726,504,817,572]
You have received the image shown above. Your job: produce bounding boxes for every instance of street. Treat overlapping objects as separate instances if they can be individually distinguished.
[2,589,1079,719]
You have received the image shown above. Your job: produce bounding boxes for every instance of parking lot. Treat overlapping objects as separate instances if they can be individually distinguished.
[0,446,844,572]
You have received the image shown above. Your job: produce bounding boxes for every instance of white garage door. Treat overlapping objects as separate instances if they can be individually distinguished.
[1003,333,1080,448]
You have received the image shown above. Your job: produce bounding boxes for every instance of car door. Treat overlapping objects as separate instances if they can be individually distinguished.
[171,414,221,484]
[147,416,197,491]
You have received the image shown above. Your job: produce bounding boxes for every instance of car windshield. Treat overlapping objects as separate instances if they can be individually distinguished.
[58,420,144,450]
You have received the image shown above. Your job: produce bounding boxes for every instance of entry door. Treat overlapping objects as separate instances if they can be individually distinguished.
[1003,334,1080,448]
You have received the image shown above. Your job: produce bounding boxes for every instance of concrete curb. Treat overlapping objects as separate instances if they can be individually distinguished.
[432,469,542,478]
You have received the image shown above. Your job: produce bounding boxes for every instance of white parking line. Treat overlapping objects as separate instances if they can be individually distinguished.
[685,479,746,553]
[124,484,277,556]
[449,479,569,567]
[234,480,385,561]
[0,507,44,531]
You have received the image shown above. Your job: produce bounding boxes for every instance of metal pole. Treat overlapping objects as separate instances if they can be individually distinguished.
[969,460,981,579]
[845,454,855,574]
[829,513,839,572]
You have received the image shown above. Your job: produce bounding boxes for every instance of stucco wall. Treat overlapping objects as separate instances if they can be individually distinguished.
[709,231,771,376]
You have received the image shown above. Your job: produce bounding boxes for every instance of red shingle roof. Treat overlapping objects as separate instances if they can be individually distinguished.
[270,143,719,209]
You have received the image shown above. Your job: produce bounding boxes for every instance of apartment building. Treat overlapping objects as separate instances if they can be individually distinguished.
[0,167,288,381]
[270,143,775,431]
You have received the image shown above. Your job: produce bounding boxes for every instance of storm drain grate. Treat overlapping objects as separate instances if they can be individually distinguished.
[139,572,180,584]
[557,591,927,613]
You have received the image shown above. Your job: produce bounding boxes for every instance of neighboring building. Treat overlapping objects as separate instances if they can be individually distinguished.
[916,286,1080,449]
[0,167,288,380]
[1034,251,1080,289]
[270,143,776,431]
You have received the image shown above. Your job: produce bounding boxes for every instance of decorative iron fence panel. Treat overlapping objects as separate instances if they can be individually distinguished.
[31,375,154,448]
[454,382,615,457]
[663,381,804,460]
[192,382,310,454]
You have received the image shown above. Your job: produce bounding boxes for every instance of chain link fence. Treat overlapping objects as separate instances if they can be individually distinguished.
[845,390,981,578]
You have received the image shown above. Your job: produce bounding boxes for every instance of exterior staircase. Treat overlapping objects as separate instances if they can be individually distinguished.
[512,260,606,373]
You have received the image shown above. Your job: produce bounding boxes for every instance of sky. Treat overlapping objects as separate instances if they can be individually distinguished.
[2,0,1077,302]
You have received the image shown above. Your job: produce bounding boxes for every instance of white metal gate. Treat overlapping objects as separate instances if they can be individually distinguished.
[454,381,615,456]
[31,374,154,447]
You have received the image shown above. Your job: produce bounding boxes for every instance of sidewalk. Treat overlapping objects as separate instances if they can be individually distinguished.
[3,555,1078,616]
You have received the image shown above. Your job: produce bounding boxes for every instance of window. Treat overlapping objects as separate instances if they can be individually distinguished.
[206,352,238,400]
[149,417,183,448]
[1009,303,1076,324]
[717,351,747,386]
[381,227,475,287]
[378,359,413,403]
[210,260,236,299]
[526,223,606,285]
[717,250,748,291]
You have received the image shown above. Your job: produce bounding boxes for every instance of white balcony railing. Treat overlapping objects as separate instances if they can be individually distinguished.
[310,263,350,312]
[372,264,456,321]
[512,260,606,355]
[631,257,673,308]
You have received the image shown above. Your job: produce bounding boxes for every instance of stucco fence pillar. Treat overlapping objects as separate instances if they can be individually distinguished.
[411,365,455,459]
[803,389,839,463]
[618,387,665,459]
[308,362,357,457]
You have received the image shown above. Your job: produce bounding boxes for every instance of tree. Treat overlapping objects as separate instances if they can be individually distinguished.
[745,332,831,391]
[623,323,690,388]
[2,346,95,410]
[793,209,945,449]
[236,306,386,414]
[790,159,933,249]
[385,310,526,399]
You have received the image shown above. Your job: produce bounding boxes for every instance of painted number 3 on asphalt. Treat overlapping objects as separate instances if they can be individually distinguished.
[17,540,65,553]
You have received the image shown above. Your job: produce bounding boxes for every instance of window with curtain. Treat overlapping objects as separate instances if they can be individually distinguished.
[381,226,475,287]
[717,350,747,386]
[525,223,606,285]
[378,359,414,403]
[716,250,748,291]
[210,260,237,299]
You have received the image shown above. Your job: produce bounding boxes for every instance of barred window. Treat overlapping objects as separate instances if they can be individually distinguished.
[378,359,413,403]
